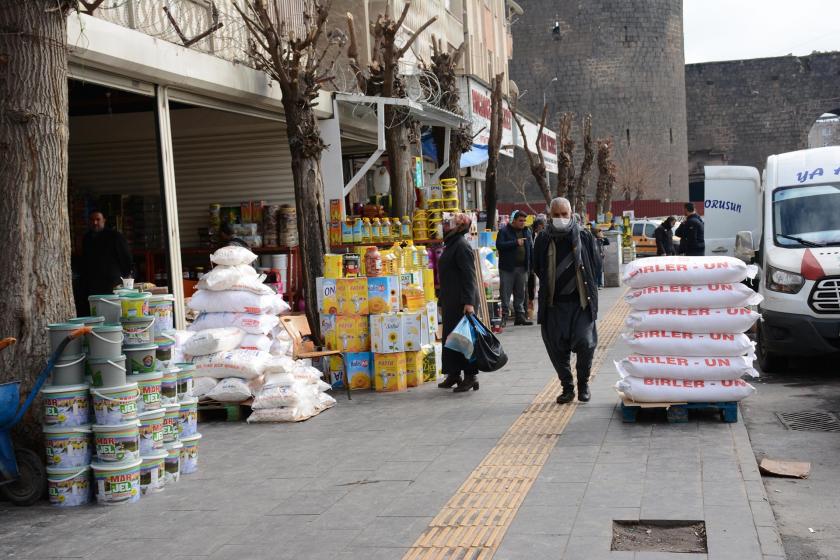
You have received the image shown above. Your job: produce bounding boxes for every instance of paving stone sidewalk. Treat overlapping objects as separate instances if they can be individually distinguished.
[0,287,783,560]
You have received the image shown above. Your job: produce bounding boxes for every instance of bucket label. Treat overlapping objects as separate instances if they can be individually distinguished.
[49,473,91,507]
[43,395,90,426]
[140,385,161,405]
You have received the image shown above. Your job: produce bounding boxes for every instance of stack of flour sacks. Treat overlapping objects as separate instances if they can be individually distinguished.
[615,256,762,403]
[182,246,334,422]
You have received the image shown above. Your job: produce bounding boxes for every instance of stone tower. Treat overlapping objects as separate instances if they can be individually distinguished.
[509,0,688,201]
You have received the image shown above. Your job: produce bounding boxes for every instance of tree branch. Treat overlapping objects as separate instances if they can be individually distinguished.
[397,16,438,59]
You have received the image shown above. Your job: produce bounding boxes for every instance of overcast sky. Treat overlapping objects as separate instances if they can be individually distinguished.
[684,0,840,64]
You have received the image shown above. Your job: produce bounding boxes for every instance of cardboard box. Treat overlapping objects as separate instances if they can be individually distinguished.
[337,278,369,316]
[330,352,372,390]
[434,342,442,376]
[374,352,407,392]
[402,286,426,311]
[370,313,404,353]
[321,314,337,351]
[425,300,439,340]
[335,315,370,352]
[405,350,424,387]
[317,277,338,315]
[329,199,344,222]
[401,311,429,352]
[421,344,438,382]
[367,276,401,314]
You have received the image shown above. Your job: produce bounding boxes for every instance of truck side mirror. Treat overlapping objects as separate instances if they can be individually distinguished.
[735,231,755,262]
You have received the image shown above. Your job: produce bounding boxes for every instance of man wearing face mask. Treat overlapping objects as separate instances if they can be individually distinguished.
[495,210,534,326]
[532,198,600,403]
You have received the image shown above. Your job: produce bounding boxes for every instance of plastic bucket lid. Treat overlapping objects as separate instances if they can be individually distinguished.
[47,322,79,332]
[138,408,165,421]
[47,465,91,479]
[121,316,155,324]
[43,383,89,395]
[43,424,92,435]
[92,420,140,432]
[91,382,138,396]
[54,355,86,368]
[69,316,105,325]
[141,450,168,461]
[91,458,142,472]
[128,371,163,382]
[93,324,123,333]
[124,344,157,353]
[180,432,202,443]
[150,295,174,302]
[90,294,119,300]
[88,355,126,368]
[163,402,179,412]
[165,441,183,452]
[122,292,150,300]
[179,397,198,408]
[174,363,196,372]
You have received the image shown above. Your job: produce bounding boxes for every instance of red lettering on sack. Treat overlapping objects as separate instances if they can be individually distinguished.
[704,262,729,270]
[708,284,733,291]
[676,358,689,366]
[704,358,731,367]
[644,378,654,385]
[710,333,735,341]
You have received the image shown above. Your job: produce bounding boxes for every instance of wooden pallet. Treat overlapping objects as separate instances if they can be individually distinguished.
[620,395,738,424]
[197,398,253,422]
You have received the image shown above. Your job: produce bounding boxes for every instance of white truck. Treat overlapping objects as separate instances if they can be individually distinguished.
[704,146,840,371]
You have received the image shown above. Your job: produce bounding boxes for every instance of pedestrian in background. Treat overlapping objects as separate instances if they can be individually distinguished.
[675,203,705,256]
[655,216,677,256]
[437,213,481,393]
[594,228,610,288]
[533,197,600,404]
[81,210,133,306]
[495,210,534,326]
[528,217,546,319]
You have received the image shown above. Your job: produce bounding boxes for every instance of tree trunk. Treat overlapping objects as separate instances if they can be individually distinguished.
[574,115,594,217]
[385,112,414,217]
[484,74,504,230]
[282,104,327,340]
[0,2,75,448]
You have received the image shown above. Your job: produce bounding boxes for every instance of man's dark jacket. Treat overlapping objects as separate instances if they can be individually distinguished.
[675,213,705,256]
[495,224,533,272]
[82,228,133,295]
[655,224,676,255]
[532,227,599,325]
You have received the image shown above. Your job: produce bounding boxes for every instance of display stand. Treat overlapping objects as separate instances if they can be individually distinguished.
[473,249,490,327]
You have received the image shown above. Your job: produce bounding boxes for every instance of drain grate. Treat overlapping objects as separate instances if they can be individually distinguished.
[776,410,840,432]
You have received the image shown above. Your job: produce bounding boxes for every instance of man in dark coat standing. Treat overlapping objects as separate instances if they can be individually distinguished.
[655,216,677,256]
[495,210,534,326]
[675,203,705,256]
[81,211,133,299]
[533,197,600,404]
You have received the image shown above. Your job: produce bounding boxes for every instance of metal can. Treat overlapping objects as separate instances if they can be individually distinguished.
[342,253,361,277]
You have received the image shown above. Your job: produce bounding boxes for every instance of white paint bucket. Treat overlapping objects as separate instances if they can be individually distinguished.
[121,316,156,347]
[124,344,157,375]
[42,384,90,427]
[52,354,86,386]
[44,425,92,468]
[139,450,167,495]
[177,397,198,438]
[89,294,121,324]
[179,432,202,475]
[47,323,83,361]
[129,371,162,413]
[174,363,195,400]
[162,403,180,444]
[164,441,183,484]
[138,408,165,455]
[91,459,141,505]
[92,421,140,464]
[47,465,92,507]
[88,355,127,388]
[91,382,139,425]
[86,324,124,360]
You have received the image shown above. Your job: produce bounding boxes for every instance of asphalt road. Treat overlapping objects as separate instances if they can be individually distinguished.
[741,352,840,560]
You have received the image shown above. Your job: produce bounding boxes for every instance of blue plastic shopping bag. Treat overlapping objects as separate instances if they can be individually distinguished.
[444,315,475,359]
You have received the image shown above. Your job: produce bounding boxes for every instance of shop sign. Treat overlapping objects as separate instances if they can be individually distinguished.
[469,161,488,181]
[465,79,514,157]
[518,117,558,174]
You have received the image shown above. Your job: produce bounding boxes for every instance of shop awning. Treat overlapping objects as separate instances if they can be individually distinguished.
[460,144,489,168]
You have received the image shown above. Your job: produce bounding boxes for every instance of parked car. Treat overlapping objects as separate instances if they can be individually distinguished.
[630,218,681,256]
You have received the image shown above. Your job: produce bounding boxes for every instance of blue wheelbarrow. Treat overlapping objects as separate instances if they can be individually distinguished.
[0,326,91,506]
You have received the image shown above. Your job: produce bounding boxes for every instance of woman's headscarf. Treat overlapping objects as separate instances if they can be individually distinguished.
[444,212,472,239]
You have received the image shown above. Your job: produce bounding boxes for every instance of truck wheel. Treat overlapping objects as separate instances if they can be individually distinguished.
[756,323,786,373]
[0,448,46,506]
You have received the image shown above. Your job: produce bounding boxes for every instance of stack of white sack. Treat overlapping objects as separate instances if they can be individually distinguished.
[615,256,762,403]
[478,247,501,293]
[185,246,291,402]
[247,356,336,422]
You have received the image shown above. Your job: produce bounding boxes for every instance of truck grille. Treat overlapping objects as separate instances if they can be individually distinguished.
[809,276,840,314]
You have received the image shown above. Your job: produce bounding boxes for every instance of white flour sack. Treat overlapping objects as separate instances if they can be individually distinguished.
[197,270,274,295]
[625,283,763,310]
[196,264,257,290]
[182,327,245,356]
[191,349,271,380]
[616,374,756,403]
[623,331,755,357]
[623,256,758,288]
[188,290,289,315]
[239,334,272,353]
[189,312,279,335]
[210,245,258,266]
[616,354,758,381]
[625,307,760,334]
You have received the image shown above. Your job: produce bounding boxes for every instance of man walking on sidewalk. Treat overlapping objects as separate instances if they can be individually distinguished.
[675,202,705,256]
[533,197,600,403]
[496,210,533,326]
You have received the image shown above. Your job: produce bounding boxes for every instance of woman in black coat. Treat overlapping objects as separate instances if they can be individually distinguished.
[437,213,481,393]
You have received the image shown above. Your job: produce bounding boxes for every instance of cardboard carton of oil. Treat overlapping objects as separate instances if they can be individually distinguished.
[335,315,370,352]
[337,278,369,315]
[370,313,404,353]
[405,350,424,387]
[367,276,401,314]
[374,352,407,392]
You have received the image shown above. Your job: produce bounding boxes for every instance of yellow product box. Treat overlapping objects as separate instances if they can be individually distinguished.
[367,276,401,314]
[374,352,407,392]
[317,277,338,315]
[402,286,426,311]
[399,271,424,290]
[423,268,436,301]
[370,313,404,354]
[400,311,429,352]
[321,314,337,351]
[335,315,370,352]
[337,278,369,315]
[323,254,343,279]
[421,344,438,382]
[329,352,372,390]
[425,300,439,340]
[405,350,424,387]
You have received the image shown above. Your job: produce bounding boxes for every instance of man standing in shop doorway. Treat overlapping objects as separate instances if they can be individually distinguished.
[496,210,533,326]
[81,211,133,299]
[533,197,599,404]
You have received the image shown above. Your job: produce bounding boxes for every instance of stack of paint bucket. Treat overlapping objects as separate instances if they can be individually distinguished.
[43,322,95,507]
[149,294,176,368]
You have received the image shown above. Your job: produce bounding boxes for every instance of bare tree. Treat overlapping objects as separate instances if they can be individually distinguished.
[346,2,437,216]
[510,102,552,204]
[615,142,658,201]
[236,0,344,338]
[500,156,541,213]
[484,73,505,230]
[556,112,574,197]
[595,138,617,217]
[574,114,594,216]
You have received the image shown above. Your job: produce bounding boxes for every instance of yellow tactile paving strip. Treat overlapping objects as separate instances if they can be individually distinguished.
[403,296,630,560]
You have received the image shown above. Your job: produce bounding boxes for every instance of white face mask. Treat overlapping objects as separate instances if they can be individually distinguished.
[552,217,571,229]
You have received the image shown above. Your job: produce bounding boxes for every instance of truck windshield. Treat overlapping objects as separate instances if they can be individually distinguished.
[773,184,840,247]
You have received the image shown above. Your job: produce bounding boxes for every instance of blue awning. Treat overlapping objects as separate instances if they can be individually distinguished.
[460,144,489,168]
